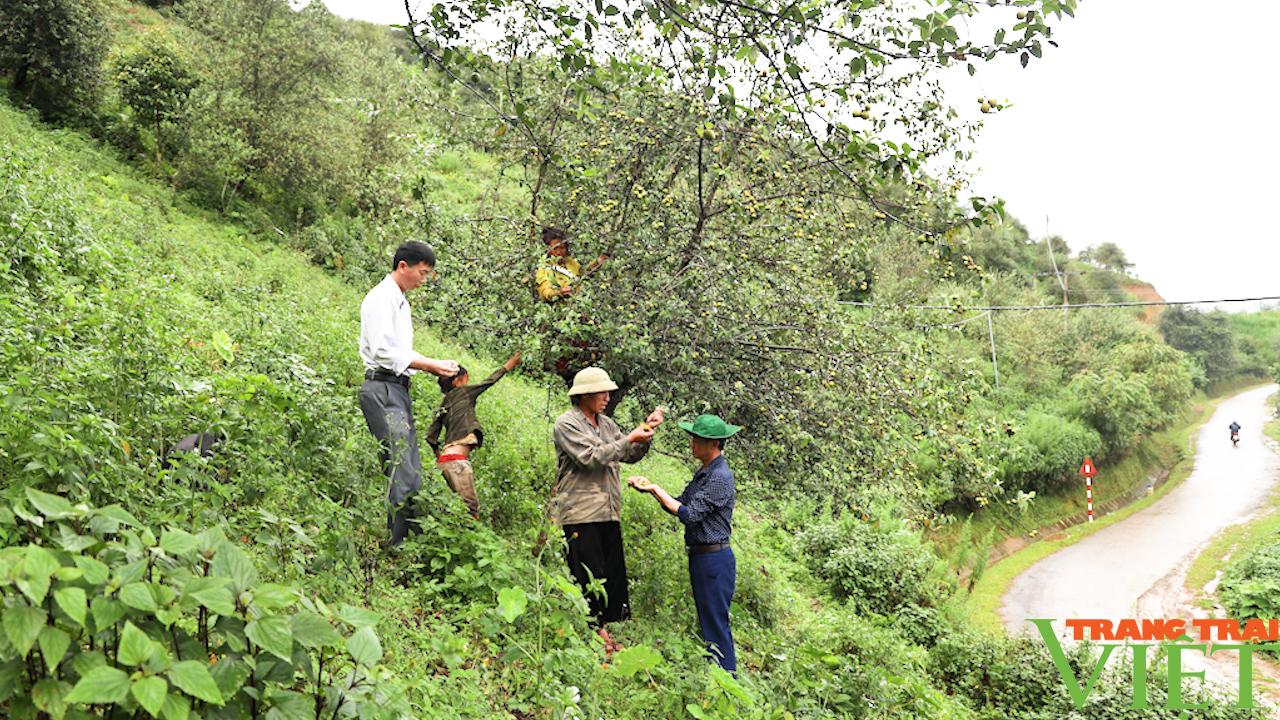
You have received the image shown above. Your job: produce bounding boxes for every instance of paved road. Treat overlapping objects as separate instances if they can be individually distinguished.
[1001,384,1280,639]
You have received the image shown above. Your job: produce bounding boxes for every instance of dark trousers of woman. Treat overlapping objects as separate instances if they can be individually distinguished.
[689,547,737,673]
[563,521,631,624]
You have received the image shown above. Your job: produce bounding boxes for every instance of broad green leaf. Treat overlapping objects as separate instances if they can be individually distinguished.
[114,559,148,587]
[95,505,139,527]
[186,577,236,616]
[159,528,198,556]
[609,644,663,677]
[26,488,75,518]
[56,525,96,553]
[1,658,24,702]
[53,566,84,582]
[70,651,107,678]
[120,582,158,612]
[91,597,126,631]
[131,676,168,718]
[23,544,60,580]
[290,611,341,649]
[337,604,379,629]
[54,587,87,628]
[32,678,70,720]
[250,583,296,611]
[161,692,190,720]
[118,621,156,667]
[210,330,235,363]
[65,665,131,705]
[3,604,46,658]
[496,586,528,623]
[210,542,257,593]
[245,616,293,661]
[73,556,109,585]
[17,573,51,606]
[168,660,223,705]
[38,626,71,673]
[155,607,182,628]
[345,626,381,667]
[209,657,251,699]
[263,688,313,720]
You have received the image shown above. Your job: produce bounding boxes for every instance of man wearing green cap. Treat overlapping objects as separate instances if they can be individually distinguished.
[552,366,665,644]
[629,414,741,673]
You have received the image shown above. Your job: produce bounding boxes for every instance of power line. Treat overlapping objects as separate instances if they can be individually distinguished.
[839,295,1280,312]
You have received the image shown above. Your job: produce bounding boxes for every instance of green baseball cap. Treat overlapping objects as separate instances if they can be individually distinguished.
[678,414,742,440]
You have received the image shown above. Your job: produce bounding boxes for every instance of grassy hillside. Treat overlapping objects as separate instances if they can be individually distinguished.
[4,92,1271,719]
[0,99,953,718]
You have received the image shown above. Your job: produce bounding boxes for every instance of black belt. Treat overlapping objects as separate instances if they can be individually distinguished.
[686,543,729,556]
[365,369,410,388]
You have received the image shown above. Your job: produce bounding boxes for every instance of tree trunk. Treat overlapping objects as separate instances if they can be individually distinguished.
[13,61,30,94]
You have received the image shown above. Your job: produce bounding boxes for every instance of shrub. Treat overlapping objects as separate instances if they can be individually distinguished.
[997,411,1102,494]
[0,488,410,719]
[1219,538,1280,622]
[798,515,952,616]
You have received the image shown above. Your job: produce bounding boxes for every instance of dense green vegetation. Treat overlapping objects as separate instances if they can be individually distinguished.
[3,0,1278,717]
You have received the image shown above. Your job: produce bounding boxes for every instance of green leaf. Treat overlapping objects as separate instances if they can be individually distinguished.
[32,678,70,720]
[131,676,168,718]
[187,578,236,617]
[337,604,378,629]
[210,330,235,363]
[0,658,22,702]
[53,586,90,628]
[73,556,109,585]
[159,528,198,556]
[26,488,75,518]
[345,626,381,667]
[290,611,341,649]
[38,626,72,673]
[65,665,131,705]
[91,597,126,631]
[23,544,60,579]
[209,657,251,699]
[249,583,296,611]
[168,661,223,705]
[263,689,313,720]
[95,505,139,528]
[120,582,158,612]
[17,573,51,607]
[118,621,156,667]
[161,692,190,720]
[245,616,293,661]
[210,542,257,593]
[609,644,663,677]
[496,587,528,623]
[70,651,107,679]
[3,604,47,658]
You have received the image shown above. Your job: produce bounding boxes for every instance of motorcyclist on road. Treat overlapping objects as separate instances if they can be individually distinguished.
[1230,421,1242,445]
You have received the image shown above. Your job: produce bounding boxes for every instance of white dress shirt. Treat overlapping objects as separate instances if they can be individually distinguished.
[359,274,428,375]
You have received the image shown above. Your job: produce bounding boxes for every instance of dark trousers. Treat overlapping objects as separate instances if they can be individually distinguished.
[358,379,422,545]
[563,521,631,624]
[689,547,736,673]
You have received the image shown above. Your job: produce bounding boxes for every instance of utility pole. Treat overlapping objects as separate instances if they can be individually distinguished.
[1045,215,1068,308]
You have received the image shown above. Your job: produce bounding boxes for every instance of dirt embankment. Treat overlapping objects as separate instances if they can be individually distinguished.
[1123,282,1166,324]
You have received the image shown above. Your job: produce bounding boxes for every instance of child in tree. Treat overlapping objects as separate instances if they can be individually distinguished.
[426,352,521,518]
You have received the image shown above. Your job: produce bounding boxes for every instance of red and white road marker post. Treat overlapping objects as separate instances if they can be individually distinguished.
[1079,456,1098,522]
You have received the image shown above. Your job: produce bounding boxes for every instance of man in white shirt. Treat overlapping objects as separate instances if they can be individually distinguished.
[358,241,459,545]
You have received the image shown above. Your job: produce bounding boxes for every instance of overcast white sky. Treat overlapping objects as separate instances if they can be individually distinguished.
[323,1,1280,310]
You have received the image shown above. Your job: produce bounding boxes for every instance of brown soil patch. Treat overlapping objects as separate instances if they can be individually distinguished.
[1123,283,1166,324]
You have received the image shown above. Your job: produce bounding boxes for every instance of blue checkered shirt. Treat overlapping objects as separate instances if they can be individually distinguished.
[676,455,735,546]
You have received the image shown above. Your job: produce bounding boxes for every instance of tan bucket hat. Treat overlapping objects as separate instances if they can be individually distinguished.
[568,367,619,396]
